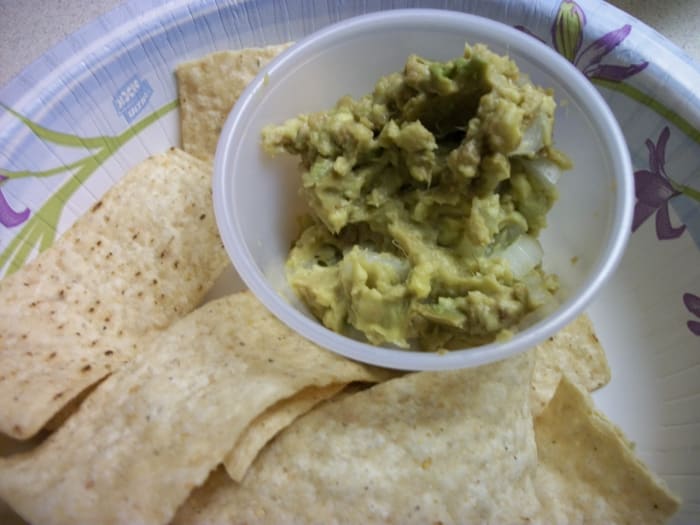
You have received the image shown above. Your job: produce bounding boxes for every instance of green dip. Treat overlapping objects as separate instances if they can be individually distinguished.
[262,44,571,352]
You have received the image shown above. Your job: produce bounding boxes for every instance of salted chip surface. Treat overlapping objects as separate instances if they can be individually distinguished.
[176,44,291,161]
[0,148,228,440]
[0,291,390,525]
[534,377,680,524]
[173,351,540,525]
[223,382,345,482]
[531,313,610,415]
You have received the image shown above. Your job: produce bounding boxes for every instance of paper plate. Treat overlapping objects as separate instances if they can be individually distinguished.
[0,0,698,522]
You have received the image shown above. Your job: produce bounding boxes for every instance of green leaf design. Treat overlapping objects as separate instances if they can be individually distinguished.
[675,182,700,204]
[0,104,119,150]
[592,78,700,145]
[0,99,178,276]
[0,159,86,180]
[553,0,585,63]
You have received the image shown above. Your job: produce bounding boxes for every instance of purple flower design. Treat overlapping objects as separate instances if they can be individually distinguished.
[518,0,648,82]
[632,127,686,239]
[683,293,700,336]
[0,175,30,228]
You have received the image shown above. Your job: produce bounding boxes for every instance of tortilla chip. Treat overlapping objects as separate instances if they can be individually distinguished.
[223,382,345,482]
[41,381,100,431]
[0,291,391,525]
[173,351,540,525]
[531,313,610,415]
[0,148,228,440]
[534,377,680,524]
[176,44,291,161]
[0,499,24,525]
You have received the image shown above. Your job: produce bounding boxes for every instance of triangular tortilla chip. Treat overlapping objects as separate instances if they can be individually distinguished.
[531,313,610,415]
[223,382,346,482]
[0,148,228,439]
[534,377,680,524]
[0,291,391,525]
[222,312,610,485]
[176,44,291,161]
[173,359,680,525]
[173,351,540,524]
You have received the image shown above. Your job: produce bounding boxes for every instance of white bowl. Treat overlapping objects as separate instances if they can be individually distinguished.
[213,9,633,371]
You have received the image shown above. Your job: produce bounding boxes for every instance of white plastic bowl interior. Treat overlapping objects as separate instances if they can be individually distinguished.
[213,9,633,371]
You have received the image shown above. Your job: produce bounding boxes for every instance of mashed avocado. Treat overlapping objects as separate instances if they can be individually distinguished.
[262,44,571,351]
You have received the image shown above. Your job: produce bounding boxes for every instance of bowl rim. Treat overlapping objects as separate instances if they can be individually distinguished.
[213,8,634,371]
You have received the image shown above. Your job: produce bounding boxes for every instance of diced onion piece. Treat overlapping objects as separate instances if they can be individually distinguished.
[521,157,563,187]
[363,250,410,278]
[500,235,543,278]
[521,270,551,307]
[510,113,547,156]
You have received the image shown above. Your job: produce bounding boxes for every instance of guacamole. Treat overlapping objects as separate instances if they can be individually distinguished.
[262,44,571,351]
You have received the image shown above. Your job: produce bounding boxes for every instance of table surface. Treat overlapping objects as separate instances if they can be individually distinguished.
[1,0,699,88]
